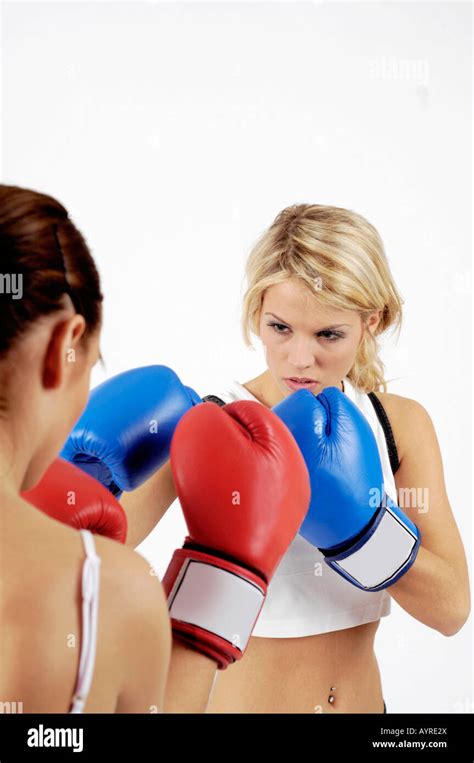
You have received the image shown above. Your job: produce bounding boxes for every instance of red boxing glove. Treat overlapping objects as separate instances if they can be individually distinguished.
[22,457,127,543]
[162,400,310,669]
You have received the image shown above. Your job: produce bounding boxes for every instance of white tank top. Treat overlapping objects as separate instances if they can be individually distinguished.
[206,377,394,638]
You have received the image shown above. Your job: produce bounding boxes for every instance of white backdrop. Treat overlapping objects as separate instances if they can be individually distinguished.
[1,0,472,714]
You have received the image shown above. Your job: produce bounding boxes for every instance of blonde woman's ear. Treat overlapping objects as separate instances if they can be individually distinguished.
[366,311,382,335]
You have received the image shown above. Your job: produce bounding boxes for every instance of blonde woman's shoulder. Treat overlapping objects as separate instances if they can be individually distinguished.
[374,389,427,416]
[373,390,433,464]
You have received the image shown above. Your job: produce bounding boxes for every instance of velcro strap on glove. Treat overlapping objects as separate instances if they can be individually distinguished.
[323,495,421,591]
[164,548,266,656]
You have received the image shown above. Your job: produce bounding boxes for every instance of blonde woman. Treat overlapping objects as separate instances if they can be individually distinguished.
[122,204,470,713]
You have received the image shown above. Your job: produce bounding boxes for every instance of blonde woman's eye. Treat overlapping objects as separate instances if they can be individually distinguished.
[268,321,289,334]
[320,331,344,342]
[267,322,344,341]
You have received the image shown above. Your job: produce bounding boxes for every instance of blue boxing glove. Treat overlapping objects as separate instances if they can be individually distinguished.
[61,365,201,498]
[273,387,421,591]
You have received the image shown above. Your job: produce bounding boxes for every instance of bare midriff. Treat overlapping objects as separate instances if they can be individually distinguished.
[206,620,384,713]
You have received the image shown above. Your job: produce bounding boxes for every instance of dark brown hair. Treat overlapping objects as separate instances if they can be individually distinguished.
[0,184,103,358]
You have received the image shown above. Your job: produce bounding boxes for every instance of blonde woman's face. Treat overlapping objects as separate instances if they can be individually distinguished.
[258,279,379,397]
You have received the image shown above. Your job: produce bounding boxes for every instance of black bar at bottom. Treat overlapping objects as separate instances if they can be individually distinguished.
[0,712,473,761]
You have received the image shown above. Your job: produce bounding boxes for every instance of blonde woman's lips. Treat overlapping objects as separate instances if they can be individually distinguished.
[283,378,320,392]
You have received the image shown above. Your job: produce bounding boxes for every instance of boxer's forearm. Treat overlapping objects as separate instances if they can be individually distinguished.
[389,545,470,636]
[163,639,218,713]
[121,460,177,548]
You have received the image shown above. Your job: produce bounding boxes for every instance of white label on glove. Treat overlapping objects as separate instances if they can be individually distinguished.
[333,507,418,589]
[169,561,265,651]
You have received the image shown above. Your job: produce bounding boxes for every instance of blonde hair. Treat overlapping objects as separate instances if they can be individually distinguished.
[241,204,404,393]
